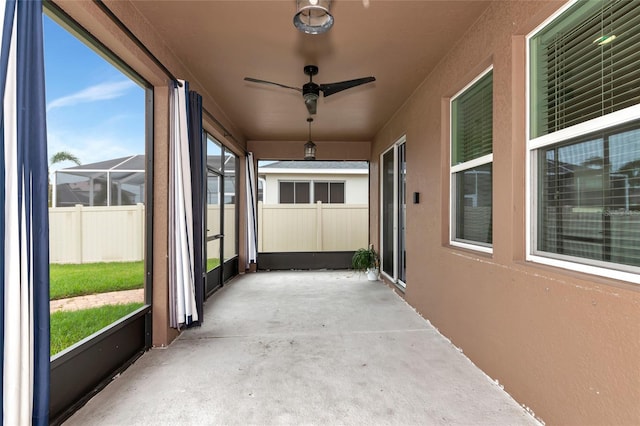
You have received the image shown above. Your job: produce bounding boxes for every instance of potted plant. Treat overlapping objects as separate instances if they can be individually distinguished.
[352,245,380,281]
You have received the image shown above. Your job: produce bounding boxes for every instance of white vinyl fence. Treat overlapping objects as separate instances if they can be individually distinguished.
[258,202,368,252]
[49,204,145,264]
[50,202,368,264]
[206,205,238,262]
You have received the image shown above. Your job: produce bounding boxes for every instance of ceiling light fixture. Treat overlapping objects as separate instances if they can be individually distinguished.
[304,117,317,161]
[293,0,334,34]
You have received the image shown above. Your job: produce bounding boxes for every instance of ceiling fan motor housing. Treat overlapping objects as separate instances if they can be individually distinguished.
[244,64,374,116]
[302,82,319,114]
[303,82,320,100]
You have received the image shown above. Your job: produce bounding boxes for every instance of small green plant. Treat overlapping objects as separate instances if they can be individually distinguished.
[352,245,380,271]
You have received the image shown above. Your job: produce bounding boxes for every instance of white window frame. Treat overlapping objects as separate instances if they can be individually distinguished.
[449,66,494,254]
[525,0,640,284]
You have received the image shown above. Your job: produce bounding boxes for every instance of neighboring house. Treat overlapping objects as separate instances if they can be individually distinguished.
[53,155,145,207]
[55,154,237,207]
[259,160,368,204]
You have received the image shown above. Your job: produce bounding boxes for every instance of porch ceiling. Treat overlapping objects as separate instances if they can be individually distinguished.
[129,0,490,142]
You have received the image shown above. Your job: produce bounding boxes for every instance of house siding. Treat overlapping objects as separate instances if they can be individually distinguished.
[262,173,368,204]
[370,1,640,424]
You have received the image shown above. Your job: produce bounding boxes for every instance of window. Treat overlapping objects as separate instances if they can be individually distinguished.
[279,181,344,204]
[279,181,310,204]
[314,182,345,204]
[530,1,640,139]
[450,68,493,250]
[528,0,640,281]
[44,10,149,355]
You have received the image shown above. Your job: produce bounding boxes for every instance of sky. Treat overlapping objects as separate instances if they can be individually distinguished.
[43,14,146,171]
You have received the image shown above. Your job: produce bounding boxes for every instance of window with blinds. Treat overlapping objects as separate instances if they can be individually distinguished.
[537,120,640,269]
[451,70,493,165]
[450,68,493,248]
[529,1,640,278]
[530,0,640,138]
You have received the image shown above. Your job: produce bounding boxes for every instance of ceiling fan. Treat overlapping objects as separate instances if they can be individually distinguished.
[244,65,375,115]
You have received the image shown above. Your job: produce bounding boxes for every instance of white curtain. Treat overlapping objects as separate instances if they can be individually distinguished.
[169,80,198,328]
[245,152,258,268]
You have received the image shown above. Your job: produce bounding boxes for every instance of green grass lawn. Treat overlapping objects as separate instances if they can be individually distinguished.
[207,258,220,271]
[50,303,144,355]
[51,258,221,300]
[50,261,144,300]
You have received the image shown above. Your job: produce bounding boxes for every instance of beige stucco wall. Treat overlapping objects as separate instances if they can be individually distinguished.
[370,1,640,425]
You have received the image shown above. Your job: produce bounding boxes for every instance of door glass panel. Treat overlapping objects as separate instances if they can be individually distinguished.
[381,142,407,286]
[206,171,221,271]
[207,136,223,173]
[382,150,394,276]
[398,143,407,283]
[224,153,238,260]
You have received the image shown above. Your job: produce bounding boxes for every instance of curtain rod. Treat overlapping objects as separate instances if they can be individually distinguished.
[93,0,243,149]
[93,0,181,86]
[202,108,241,146]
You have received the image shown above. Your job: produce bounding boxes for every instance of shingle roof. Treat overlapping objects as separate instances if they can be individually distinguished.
[261,160,368,170]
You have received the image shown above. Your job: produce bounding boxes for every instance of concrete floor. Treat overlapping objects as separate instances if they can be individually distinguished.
[65,271,541,425]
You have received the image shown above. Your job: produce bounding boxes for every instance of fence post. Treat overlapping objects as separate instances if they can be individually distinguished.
[316,201,323,251]
[75,204,83,264]
[258,201,263,252]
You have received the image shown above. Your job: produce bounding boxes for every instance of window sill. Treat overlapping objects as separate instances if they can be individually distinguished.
[527,253,640,286]
[450,240,493,255]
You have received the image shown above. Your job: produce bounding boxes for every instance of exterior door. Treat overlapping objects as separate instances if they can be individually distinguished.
[381,136,407,288]
[206,136,224,294]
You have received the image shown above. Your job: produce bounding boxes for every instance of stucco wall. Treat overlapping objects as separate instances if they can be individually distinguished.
[370,1,640,424]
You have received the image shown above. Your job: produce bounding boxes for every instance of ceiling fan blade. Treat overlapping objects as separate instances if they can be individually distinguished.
[244,77,302,93]
[305,97,317,115]
[320,76,376,97]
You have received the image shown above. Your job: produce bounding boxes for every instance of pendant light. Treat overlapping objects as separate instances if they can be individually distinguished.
[304,117,316,161]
